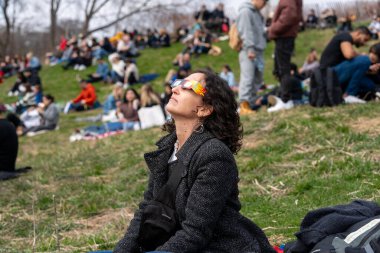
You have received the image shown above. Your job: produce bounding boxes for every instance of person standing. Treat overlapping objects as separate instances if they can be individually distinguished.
[237,0,268,115]
[268,0,303,112]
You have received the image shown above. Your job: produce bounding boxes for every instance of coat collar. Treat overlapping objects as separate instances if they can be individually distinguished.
[144,130,215,174]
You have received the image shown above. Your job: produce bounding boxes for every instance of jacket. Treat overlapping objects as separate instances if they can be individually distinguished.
[72,83,97,107]
[269,0,303,39]
[237,1,266,53]
[42,103,59,127]
[114,130,274,253]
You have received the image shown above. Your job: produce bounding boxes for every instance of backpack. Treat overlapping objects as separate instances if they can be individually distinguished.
[311,215,380,253]
[228,23,242,51]
[309,67,343,107]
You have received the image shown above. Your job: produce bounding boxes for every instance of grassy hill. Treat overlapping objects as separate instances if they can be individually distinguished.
[0,28,379,252]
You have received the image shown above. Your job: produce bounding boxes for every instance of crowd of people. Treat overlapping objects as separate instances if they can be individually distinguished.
[236,0,380,115]
[0,0,378,150]
[1,2,380,253]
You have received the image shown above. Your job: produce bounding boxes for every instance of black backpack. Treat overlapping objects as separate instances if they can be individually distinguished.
[310,215,380,253]
[309,68,343,107]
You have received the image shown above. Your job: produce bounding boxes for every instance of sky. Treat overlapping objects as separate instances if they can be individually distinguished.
[2,0,377,36]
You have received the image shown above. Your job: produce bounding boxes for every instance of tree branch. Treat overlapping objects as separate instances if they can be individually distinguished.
[87,0,192,35]
[92,0,110,15]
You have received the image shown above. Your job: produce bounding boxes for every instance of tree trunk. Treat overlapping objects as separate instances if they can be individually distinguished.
[50,5,57,50]
[0,0,11,56]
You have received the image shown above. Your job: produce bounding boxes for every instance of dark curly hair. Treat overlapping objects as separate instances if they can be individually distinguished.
[163,69,243,154]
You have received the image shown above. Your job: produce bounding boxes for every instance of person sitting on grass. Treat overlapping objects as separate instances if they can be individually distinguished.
[0,104,18,177]
[191,29,212,56]
[87,58,109,83]
[320,26,372,71]
[64,80,97,113]
[14,83,40,114]
[117,88,140,131]
[219,64,238,94]
[117,34,139,58]
[8,71,27,97]
[140,84,161,108]
[108,53,125,83]
[124,58,139,86]
[369,15,380,40]
[103,84,124,115]
[0,105,31,180]
[299,48,320,79]
[22,94,59,135]
[113,70,275,253]
[333,42,380,104]
[25,52,41,72]
[158,29,171,47]
[24,67,42,91]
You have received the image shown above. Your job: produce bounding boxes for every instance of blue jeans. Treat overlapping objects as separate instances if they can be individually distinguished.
[122,121,139,131]
[92,48,109,59]
[334,56,376,96]
[110,71,124,83]
[103,94,116,114]
[84,122,123,135]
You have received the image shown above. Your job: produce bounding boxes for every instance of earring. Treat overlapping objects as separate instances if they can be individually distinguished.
[194,123,204,134]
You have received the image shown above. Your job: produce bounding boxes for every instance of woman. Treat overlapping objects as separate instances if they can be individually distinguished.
[103,84,124,115]
[117,88,140,131]
[140,84,161,108]
[299,48,319,78]
[219,64,238,94]
[114,70,274,253]
[108,53,125,83]
[22,94,59,135]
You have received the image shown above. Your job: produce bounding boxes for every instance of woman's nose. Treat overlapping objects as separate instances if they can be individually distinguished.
[172,86,180,94]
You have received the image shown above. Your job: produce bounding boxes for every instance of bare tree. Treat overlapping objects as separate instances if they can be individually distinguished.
[82,0,111,35]
[0,0,12,55]
[80,0,192,36]
[113,0,127,33]
[50,0,62,50]
[0,0,24,56]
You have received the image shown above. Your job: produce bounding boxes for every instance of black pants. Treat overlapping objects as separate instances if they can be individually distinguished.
[274,37,295,102]
[87,74,103,83]
[23,124,57,135]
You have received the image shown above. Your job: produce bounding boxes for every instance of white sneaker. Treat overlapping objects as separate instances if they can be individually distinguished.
[344,95,366,104]
[74,64,79,70]
[375,92,380,101]
[8,91,13,97]
[268,98,294,113]
[79,65,86,71]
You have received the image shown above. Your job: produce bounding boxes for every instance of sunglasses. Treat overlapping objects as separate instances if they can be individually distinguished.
[171,79,207,96]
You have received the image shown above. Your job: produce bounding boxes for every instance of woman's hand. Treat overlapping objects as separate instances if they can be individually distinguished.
[369,63,380,73]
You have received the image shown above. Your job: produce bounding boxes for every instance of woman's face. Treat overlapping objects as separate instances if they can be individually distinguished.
[166,73,206,120]
[369,52,379,64]
[126,90,136,101]
[42,96,50,106]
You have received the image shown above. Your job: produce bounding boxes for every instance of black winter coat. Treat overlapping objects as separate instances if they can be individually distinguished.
[114,130,274,253]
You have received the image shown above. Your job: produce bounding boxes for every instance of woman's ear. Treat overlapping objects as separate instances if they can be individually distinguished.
[197,105,214,118]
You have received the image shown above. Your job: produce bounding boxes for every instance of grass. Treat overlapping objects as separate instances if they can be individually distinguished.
[0,28,379,252]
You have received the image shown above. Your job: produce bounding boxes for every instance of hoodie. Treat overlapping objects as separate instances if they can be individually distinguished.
[236,1,266,53]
